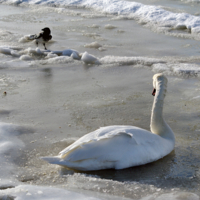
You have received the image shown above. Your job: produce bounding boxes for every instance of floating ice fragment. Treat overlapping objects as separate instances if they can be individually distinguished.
[62,49,79,57]
[0,47,22,58]
[18,35,34,43]
[45,56,73,64]
[83,33,100,38]
[27,48,44,55]
[192,96,200,99]
[51,50,63,56]
[117,29,125,33]
[19,55,32,61]
[70,52,81,60]
[51,49,81,60]
[89,24,100,28]
[191,27,200,34]
[36,48,42,54]
[98,47,107,51]
[81,52,101,65]
[46,52,58,59]
[0,47,12,55]
[10,50,20,57]
[175,24,187,30]
[84,41,102,49]
[105,24,117,29]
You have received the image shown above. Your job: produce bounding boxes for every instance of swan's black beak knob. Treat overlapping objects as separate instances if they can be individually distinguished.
[152,88,156,96]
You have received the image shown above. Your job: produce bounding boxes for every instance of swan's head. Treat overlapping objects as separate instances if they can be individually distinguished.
[152,73,168,96]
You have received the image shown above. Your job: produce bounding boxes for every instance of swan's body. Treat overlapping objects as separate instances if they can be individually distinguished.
[42,73,175,171]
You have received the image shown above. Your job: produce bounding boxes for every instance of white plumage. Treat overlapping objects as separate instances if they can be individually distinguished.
[42,73,175,171]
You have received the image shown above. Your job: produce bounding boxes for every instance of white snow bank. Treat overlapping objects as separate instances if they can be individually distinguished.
[152,63,200,77]
[0,122,26,178]
[2,0,200,37]
[0,185,107,200]
[100,55,164,66]
[0,46,83,63]
[141,192,199,200]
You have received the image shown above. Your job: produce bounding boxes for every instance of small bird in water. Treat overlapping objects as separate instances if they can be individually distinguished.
[31,27,52,50]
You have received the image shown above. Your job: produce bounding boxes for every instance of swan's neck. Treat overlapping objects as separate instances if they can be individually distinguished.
[150,83,174,141]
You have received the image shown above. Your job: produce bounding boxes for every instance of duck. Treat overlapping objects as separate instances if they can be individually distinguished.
[31,27,52,50]
[42,73,175,171]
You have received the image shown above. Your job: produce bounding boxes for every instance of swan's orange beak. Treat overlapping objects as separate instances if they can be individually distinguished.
[152,88,156,96]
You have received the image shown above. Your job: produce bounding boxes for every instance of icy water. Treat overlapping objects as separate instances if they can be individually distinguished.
[0,0,200,199]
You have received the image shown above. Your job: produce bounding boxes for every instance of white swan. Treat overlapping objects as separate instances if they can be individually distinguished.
[42,73,175,171]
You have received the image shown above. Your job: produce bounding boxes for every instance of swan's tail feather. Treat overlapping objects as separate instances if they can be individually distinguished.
[41,156,62,165]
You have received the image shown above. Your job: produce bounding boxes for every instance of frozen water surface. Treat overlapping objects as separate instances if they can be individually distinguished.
[0,2,199,200]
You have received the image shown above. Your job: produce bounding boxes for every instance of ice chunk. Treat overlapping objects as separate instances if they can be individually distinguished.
[81,52,101,65]
[19,55,32,61]
[84,42,102,49]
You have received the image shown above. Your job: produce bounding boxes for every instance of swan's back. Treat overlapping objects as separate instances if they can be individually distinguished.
[42,125,174,171]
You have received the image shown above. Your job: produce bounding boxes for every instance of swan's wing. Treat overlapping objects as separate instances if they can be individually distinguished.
[59,126,133,156]
[60,133,136,164]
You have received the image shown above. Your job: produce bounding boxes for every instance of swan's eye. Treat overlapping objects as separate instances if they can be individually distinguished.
[152,88,156,96]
